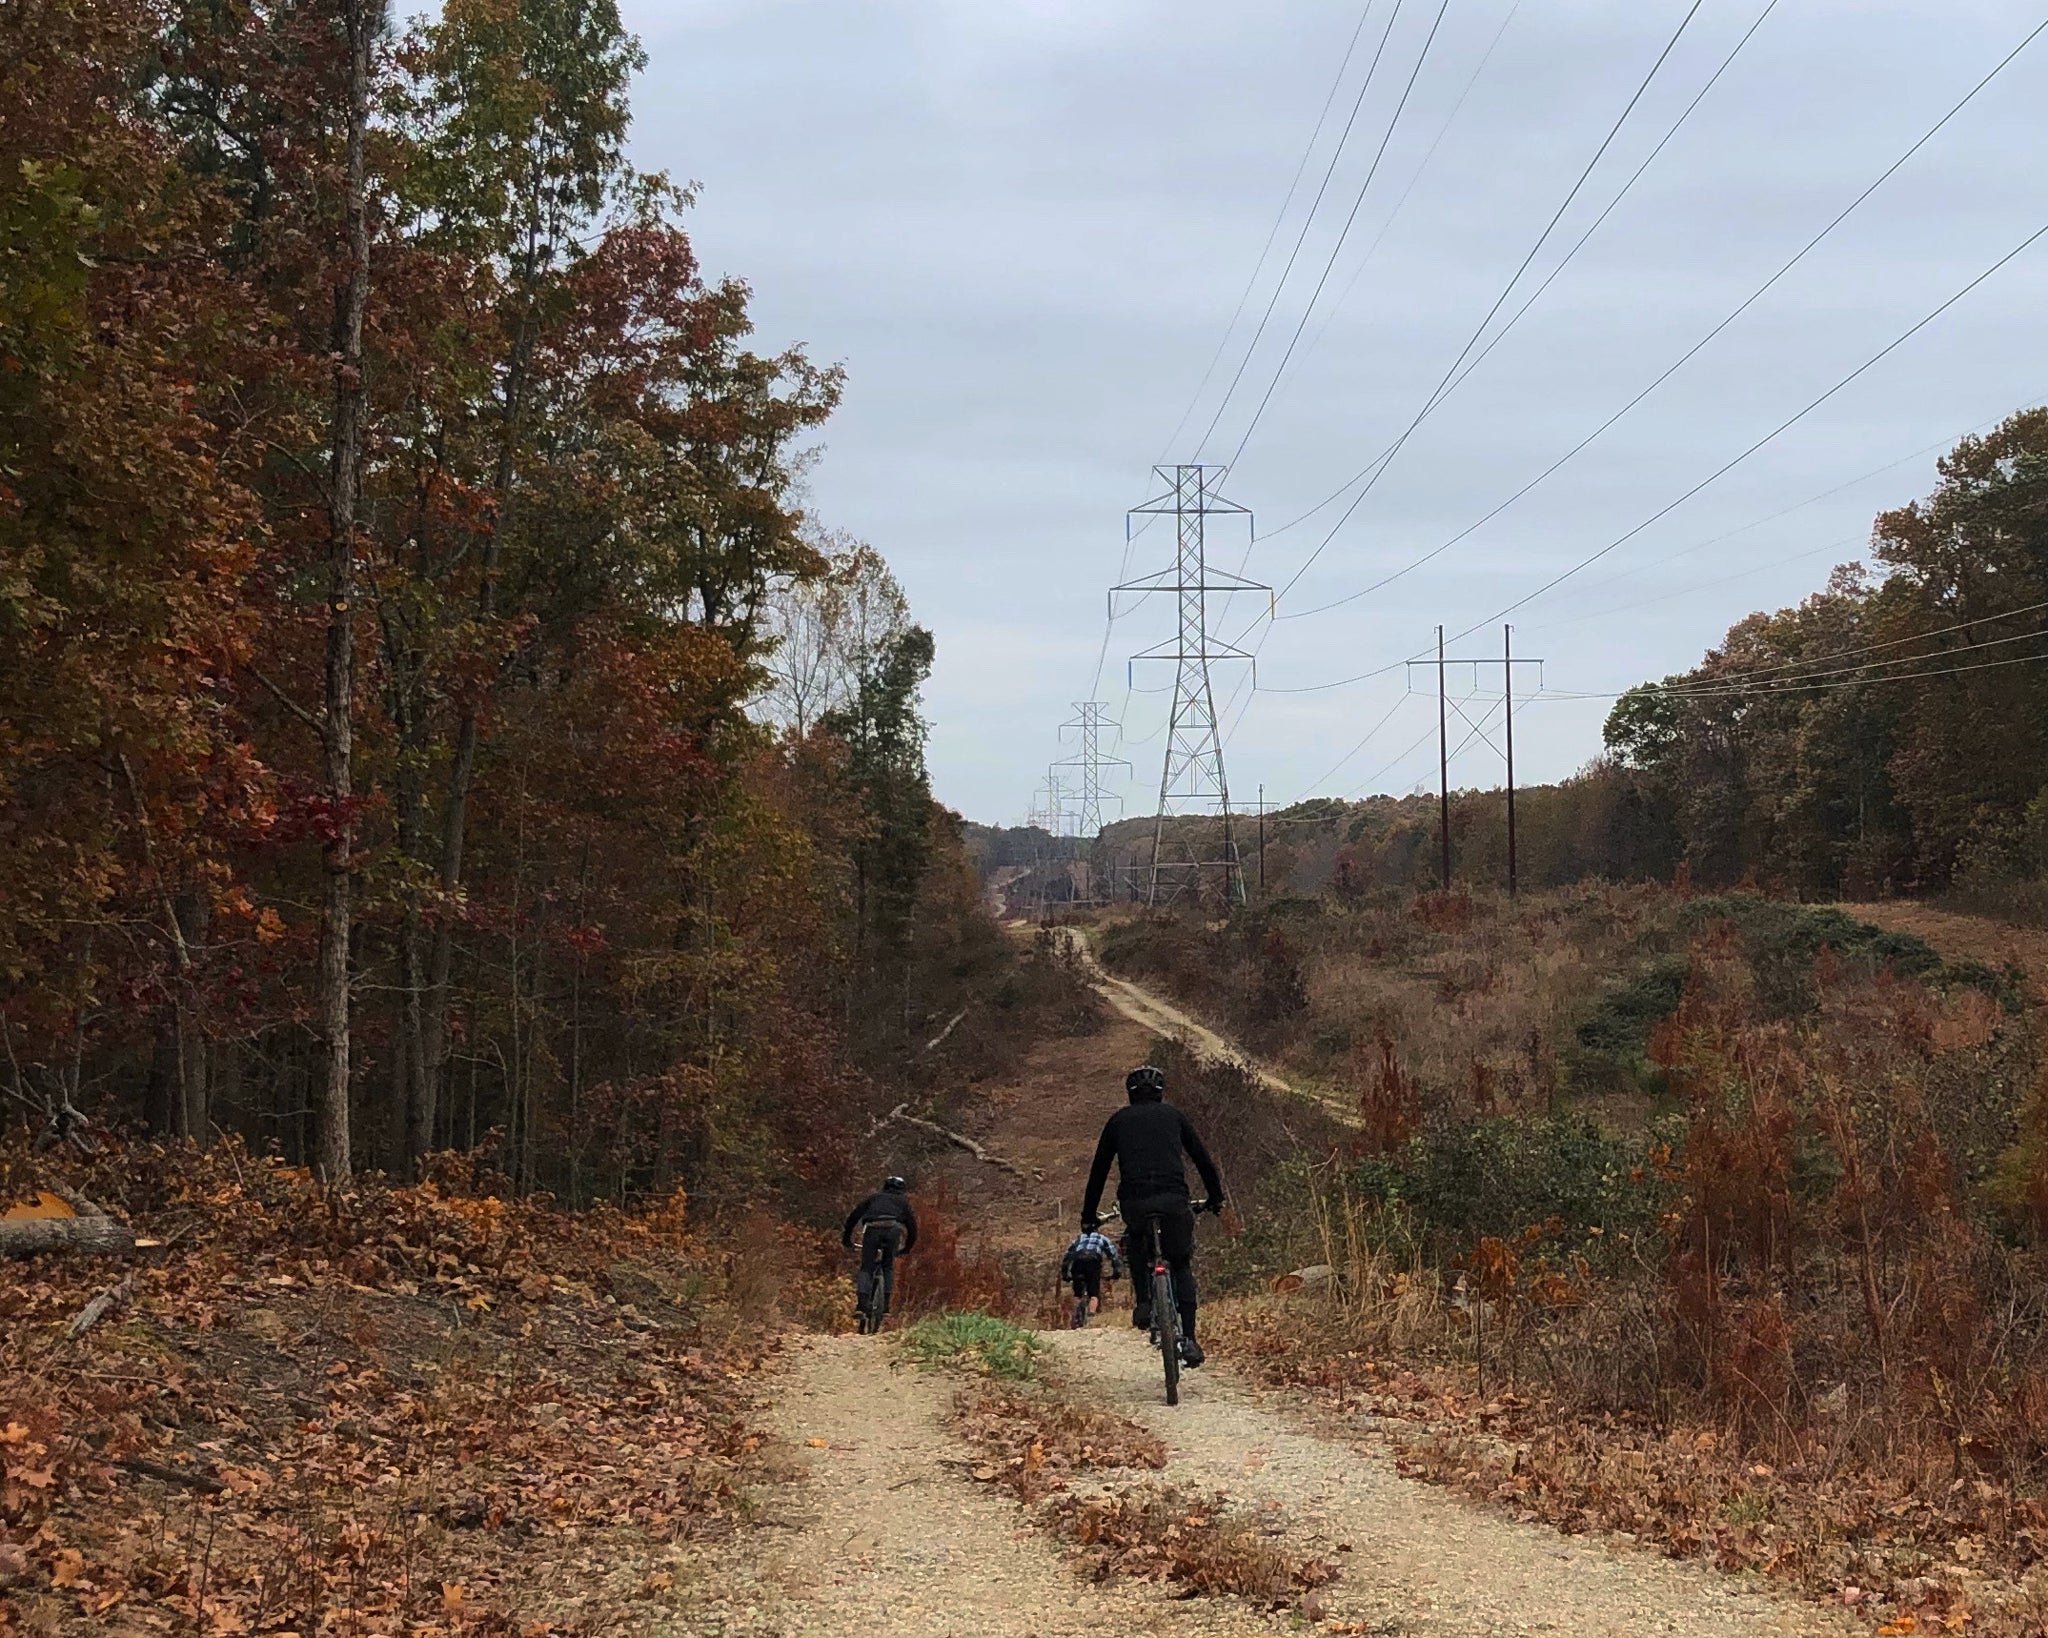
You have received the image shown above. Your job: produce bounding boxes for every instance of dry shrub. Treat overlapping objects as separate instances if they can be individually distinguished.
[894,1182,1017,1317]
[1048,1484,1338,1605]
[949,1376,1165,1501]
[1411,889,1474,933]
[1352,1032,1420,1156]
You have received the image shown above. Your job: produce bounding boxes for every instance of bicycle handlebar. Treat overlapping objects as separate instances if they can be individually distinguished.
[1090,1200,1211,1225]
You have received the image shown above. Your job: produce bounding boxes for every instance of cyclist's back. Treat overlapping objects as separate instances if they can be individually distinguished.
[1089,1098,1215,1207]
[842,1175,917,1330]
[1080,1066,1224,1366]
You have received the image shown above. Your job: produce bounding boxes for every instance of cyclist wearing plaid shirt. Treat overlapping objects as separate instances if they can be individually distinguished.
[1060,1226,1123,1317]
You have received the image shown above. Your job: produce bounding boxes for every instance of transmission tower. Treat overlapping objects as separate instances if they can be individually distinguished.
[1053,702,1129,904]
[1053,701,1129,838]
[1115,465,1268,907]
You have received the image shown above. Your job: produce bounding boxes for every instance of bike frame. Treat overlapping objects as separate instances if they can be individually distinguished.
[1096,1200,1206,1406]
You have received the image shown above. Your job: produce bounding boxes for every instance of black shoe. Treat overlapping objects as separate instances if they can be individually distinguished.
[1132,1302,1152,1330]
[1180,1337,1205,1369]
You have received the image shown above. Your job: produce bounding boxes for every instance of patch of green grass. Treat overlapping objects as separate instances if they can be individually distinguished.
[899,1311,1040,1380]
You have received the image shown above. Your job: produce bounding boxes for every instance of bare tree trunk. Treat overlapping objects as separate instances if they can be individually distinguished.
[316,0,374,1185]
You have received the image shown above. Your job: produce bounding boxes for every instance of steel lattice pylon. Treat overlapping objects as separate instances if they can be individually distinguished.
[1053,701,1128,839]
[1115,465,1267,907]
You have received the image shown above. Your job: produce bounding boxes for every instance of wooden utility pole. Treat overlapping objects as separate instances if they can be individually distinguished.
[1504,624,1518,899]
[1257,783,1266,896]
[1436,626,1451,891]
[1408,630,1543,900]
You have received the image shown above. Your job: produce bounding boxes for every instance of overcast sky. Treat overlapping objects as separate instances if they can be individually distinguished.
[618,0,2048,827]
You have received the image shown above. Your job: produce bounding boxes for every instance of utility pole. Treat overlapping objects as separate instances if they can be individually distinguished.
[1436,626,1450,892]
[1256,784,1269,897]
[1504,624,1518,899]
[1407,627,1543,897]
[1115,465,1268,908]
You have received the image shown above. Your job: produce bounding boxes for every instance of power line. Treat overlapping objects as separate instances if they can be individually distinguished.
[1303,690,1414,793]
[1447,214,2048,642]
[1526,394,2048,625]
[1544,645,2048,701]
[1191,0,1413,463]
[1277,8,2048,623]
[1646,612,2048,691]
[1221,0,1460,472]
[1156,1,1382,465]
[1264,0,1712,599]
[1285,0,1527,407]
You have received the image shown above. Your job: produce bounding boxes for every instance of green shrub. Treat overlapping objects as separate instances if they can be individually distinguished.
[1576,955,1688,1060]
[900,1311,1040,1380]
[1679,896,1940,1015]
[1351,1112,1662,1255]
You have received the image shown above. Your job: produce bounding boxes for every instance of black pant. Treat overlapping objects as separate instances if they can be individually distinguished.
[1122,1196,1198,1340]
[857,1221,904,1313]
[1068,1255,1104,1301]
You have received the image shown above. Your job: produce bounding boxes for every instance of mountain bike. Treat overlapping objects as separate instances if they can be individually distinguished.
[856,1272,887,1334]
[1097,1201,1207,1406]
[853,1223,904,1334]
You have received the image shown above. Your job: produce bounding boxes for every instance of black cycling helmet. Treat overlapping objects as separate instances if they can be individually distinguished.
[882,1175,908,1192]
[1125,1065,1166,1102]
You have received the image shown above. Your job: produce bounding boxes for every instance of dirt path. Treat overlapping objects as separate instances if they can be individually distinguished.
[688,1328,1853,1638]
[1047,927,1360,1125]
[679,1333,1285,1637]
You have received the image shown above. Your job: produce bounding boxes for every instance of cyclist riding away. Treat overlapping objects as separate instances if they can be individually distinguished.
[1060,1224,1123,1326]
[842,1175,917,1330]
[1079,1066,1225,1367]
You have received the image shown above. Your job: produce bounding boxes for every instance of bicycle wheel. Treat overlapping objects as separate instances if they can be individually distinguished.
[1153,1267,1180,1406]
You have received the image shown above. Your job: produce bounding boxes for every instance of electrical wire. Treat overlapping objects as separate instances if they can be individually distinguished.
[1221,0,1461,472]
[1282,0,1527,414]
[1263,0,1711,597]
[1303,691,1415,793]
[1543,645,2048,701]
[1446,214,2048,643]
[1191,0,1414,463]
[1526,394,2048,623]
[1279,11,2048,622]
[1155,1,1383,465]
[1641,611,2048,690]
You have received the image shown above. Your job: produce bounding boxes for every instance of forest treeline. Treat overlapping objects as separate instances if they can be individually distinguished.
[1106,409,2048,910]
[0,0,996,1202]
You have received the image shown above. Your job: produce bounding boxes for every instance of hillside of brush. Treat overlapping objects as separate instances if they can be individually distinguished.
[1096,887,2048,1633]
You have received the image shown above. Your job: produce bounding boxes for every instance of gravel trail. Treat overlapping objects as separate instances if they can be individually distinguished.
[677,1333,1286,1637]
[688,1326,1857,1637]
[1040,1326,1855,1638]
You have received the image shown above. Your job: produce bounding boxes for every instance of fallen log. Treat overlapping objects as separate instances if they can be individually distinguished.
[873,1102,1029,1179]
[0,1213,135,1258]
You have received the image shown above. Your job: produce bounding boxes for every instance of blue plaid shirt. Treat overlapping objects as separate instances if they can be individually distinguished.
[1061,1230,1124,1281]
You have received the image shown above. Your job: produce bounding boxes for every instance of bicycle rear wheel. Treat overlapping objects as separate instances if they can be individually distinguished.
[1153,1268,1180,1406]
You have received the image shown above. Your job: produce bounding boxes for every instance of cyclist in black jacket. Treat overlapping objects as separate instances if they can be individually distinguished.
[842,1176,917,1328]
[1080,1066,1224,1366]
